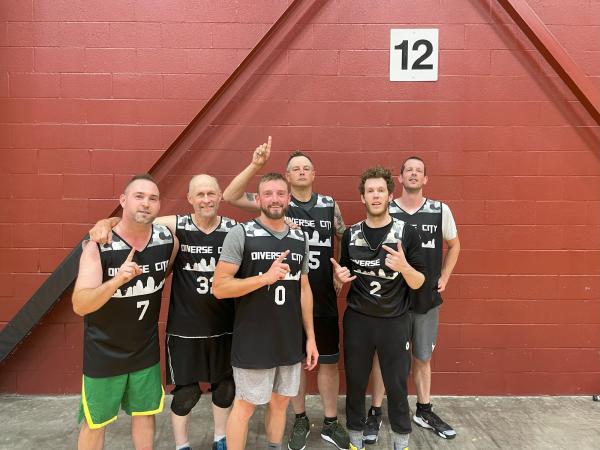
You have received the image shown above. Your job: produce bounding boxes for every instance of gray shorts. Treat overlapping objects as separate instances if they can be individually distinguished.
[411,306,440,361]
[232,363,301,405]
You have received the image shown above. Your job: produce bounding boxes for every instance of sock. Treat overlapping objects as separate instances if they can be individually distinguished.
[416,402,432,412]
[392,432,409,449]
[267,443,282,449]
[348,430,363,448]
[176,444,190,450]
[295,411,307,419]
[214,434,225,442]
[324,416,337,425]
[370,406,382,416]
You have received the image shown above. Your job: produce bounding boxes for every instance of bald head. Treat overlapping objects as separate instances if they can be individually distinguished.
[188,174,220,194]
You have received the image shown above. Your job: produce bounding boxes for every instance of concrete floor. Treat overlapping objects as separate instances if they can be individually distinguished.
[1,395,599,449]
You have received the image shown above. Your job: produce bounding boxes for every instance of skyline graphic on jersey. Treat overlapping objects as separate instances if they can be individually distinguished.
[354,268,399,280]
[283,270,301,281]
[113,276,165,298]
[422,238,435,248]
[306,230,331,247]
[182,257,217,272]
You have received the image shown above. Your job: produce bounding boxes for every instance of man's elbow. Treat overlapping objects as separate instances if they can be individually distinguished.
[221,190,237,203]
[72,298,86,317]
[212,281,226,299]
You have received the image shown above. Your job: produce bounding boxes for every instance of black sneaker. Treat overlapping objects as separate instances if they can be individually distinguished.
[362,408,382,444]
[288,415,310,450]
[413,406,456,439]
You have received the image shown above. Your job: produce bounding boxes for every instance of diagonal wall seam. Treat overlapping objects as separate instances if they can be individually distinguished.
[497,0,600,125]
[0,0,321,363]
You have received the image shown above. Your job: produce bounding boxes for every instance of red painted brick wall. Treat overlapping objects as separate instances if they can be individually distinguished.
[1,0,599,395]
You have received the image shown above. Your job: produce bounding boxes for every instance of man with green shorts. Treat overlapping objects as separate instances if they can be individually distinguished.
[72,174,178,449]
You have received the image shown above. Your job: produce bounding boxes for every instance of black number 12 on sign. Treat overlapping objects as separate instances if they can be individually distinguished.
[390,29,438,81]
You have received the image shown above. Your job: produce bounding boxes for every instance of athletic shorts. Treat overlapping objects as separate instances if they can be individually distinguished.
[314,316,340,364]
[78,363,163,429]
[411,306,440,361]
[166,333,233,386]
[233,363,301,405]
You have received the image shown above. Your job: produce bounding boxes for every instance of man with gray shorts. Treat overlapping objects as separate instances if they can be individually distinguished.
[213,172,319,450]
[367,156,461,443]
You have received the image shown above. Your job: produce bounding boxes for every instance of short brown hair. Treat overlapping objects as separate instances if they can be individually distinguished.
[286,150,313,169]
[124,173,158,193]
[400,156,427,175]
[359,166,394,195]
[257,172,289,192]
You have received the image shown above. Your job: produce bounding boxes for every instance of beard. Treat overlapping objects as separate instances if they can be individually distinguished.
[365,199,390,217]
[261,203,287,220]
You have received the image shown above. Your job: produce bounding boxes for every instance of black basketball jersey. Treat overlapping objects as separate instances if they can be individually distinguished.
[389,198,443,313]
[286,193,337,317]
[346,218,414,318]
[232,220,306,369]
[83,224,174,378]
[166,215,236,337]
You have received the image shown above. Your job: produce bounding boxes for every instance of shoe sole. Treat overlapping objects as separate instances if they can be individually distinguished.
[288,430,310,450]
[320,433,349,450]
[412,415,456,440]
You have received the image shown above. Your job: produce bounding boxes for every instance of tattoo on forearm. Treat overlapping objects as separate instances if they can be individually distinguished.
[245,192,257,202]
[334,204,346,236]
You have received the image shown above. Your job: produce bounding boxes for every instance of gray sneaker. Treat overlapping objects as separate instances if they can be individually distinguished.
[288,415,310,450]
[320,420,350,449]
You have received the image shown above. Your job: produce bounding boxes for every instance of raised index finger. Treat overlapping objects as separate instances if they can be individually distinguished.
[266,135,272,152]
[125,247,136,263]
[276,249,290,263]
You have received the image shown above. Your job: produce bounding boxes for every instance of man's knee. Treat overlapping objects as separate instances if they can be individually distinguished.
[170,383,201,416]
[318,362,338,374]
[269,393,290,410]
[211,375,235,409]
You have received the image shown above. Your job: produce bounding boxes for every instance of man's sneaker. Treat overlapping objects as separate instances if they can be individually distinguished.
[212,437,226,450]
[288,415,310,450]
[349,443,365,450]
[413,407,456,439]
[320,420,350,449]
[363,408,382,444]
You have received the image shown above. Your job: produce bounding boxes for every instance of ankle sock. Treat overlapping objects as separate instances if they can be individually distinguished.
[295,411,307,419]
[176,444,190,450]
[267,443,281,449]
[324,416,337,425]
[416,402,432,412]
[370,406,382,416]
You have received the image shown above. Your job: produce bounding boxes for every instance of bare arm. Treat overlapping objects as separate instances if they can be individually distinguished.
[438,236,460,292]
[212,250,290,299]
[165,234,179,276]
[72,243,142,316]
[300,274,318,370]
[222,136,271,211]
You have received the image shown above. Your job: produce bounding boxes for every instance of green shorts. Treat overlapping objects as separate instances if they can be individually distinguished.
[78,363,164,429]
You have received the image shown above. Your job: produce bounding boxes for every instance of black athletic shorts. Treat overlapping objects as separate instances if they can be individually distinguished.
[166,333,233,386]
[313,316,340,364]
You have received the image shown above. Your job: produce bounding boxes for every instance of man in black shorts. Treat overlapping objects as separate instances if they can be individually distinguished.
[90,174,237,450]
[213,172,319,450]
[332,167,426,450]
[223,138,349,450]
[366,157,460,442]
[74,174,178,450]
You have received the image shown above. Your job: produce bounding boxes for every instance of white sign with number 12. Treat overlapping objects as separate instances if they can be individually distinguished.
[390,29,438,81]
